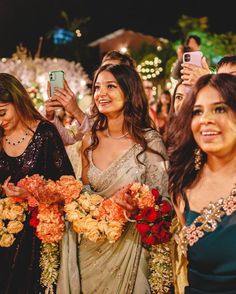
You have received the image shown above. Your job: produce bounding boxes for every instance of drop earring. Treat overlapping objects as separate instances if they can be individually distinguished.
[194,147,202,171]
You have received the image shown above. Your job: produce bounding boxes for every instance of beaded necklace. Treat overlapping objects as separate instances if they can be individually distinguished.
[5,129,30,146]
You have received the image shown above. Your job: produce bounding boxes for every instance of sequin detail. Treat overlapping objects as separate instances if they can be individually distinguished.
[176,186,236,255]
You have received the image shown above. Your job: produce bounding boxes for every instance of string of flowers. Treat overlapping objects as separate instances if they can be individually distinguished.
[126,183,174,293]
[0,196,27,247]
[17,174,83,293]
[65,181,173,292]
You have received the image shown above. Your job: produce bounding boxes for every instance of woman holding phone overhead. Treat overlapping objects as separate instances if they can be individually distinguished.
[0,73,74,293]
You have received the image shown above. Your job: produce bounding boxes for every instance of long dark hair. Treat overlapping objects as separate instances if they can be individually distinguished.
[85,64,163,163]
[0,73,45,148]
[168,73,236,204]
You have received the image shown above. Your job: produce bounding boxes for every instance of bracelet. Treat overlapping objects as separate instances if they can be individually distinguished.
[123,210,137,223]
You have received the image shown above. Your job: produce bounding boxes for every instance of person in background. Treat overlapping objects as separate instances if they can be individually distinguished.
[143,79,159,128]
[216,55,236,75]
[101,50,137,67]
[180,54,236,87]
[171,80,187,115]
[171,35,202,80]
[168,73,236,293]
[57,63,170,293]
[45,50,137,146]
[0,73,74,294]
[156,90,171,136]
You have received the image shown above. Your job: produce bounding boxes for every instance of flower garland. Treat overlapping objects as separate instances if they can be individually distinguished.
[65,181,173,293]
[127,183,173,293]
[17,174,83,292]
[0,196,27,247]
[65,191,127,243]
[2,176,173,293]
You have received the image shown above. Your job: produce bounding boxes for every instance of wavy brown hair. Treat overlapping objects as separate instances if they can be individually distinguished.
[85,64,164,164]
[168,73,236,204]
[0,73,45,149]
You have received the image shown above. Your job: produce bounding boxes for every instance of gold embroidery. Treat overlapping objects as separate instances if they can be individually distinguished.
[176,186,236,255]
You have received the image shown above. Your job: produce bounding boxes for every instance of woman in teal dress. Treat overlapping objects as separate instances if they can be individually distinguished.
[168,73,236,293]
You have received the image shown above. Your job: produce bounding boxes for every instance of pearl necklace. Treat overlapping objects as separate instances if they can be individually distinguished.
[107,129,128,140]
[5,129,30,146]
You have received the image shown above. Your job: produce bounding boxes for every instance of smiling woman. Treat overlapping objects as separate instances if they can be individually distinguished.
[57,64,171,293]
[168,73,236,293]
[0,73,75,294]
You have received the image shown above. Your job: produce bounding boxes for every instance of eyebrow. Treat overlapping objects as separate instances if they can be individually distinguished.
[194,101,227,107]
[95,80,118,84]
[0,102,9,107]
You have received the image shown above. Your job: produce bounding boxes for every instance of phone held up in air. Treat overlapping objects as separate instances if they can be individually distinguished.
[49,70,64,96]
[183,51,203,67]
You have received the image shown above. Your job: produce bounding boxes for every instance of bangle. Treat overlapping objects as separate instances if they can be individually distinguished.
[123,210,137,222]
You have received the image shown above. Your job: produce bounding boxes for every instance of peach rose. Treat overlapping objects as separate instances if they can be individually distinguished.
[0,220,4,231]
[105,221,123,243]
[0,233,15,247]
[7,220,24,234]
[73,219,86,233]
[84,228,103,243]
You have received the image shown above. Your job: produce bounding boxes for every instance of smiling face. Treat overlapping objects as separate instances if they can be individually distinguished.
[0,102,21,135]
[94,70,126,117]
[191,85,236,158]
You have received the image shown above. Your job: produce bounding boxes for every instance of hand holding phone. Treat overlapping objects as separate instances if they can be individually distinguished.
[49,70,64,96]
[183,51,203,67]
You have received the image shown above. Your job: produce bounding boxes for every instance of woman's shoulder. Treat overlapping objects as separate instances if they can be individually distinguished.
[144,128,163,142]
[36,120,58,132]
[34,120,61,138]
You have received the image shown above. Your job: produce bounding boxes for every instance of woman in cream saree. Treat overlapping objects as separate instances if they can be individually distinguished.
[57,64,169,294]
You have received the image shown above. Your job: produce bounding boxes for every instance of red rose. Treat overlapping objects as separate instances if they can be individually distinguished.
[160,200,172,215]
[29,207,39,228]
[141,234,156,245]
[136,223,150,236]
[151,221,171,243]
[151,188,160,201]
[139,207,160,222]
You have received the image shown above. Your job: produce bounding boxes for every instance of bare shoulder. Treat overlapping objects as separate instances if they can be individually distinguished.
[81,132,91,151]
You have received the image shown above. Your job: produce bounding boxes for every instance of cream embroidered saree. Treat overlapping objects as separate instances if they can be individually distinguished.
[57,130,169,294]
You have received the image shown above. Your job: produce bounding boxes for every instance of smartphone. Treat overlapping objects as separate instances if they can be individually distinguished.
[183,51,203,67]
[49,70,64,96]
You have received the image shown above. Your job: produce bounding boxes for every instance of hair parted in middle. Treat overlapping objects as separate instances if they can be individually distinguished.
[85,63,165,164]
[168,73,236,204]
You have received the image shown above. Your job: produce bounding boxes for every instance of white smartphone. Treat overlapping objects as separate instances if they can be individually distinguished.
[49,70,64,96]
[183,51,203,67]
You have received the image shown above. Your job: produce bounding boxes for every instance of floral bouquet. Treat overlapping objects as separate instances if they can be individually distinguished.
[65,190,127,243]
[125,183,173,293]
[17,174,83,292]
[0,196,27,247]
[129,183,172,248]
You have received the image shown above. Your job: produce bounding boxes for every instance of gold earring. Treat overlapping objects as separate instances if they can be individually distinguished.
[194,148,202,171]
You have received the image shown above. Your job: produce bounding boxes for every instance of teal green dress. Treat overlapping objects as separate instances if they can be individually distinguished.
[183,192,236,294]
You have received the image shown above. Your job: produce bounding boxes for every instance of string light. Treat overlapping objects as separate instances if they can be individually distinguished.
[120,47,128,53]
[75,29,82,37]
[137,57,163,80]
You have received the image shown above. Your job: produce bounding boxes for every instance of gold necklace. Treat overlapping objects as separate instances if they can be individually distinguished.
[5,129,30,146]
[107,129,128,140]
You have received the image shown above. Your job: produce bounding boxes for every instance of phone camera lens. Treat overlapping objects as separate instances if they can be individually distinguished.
[184,54,191,62]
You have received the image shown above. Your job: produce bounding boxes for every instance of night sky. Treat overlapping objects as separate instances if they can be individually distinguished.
[0,0,235,57]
